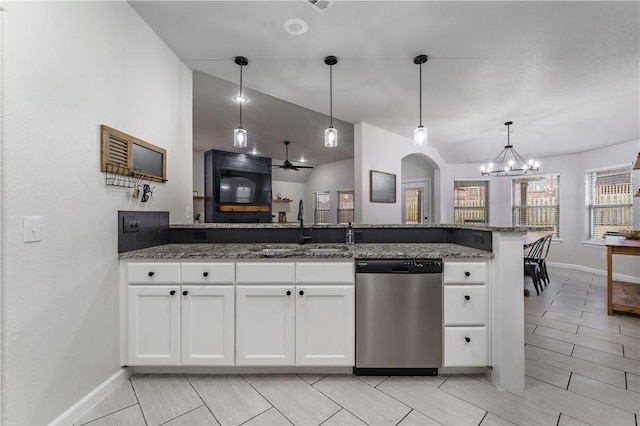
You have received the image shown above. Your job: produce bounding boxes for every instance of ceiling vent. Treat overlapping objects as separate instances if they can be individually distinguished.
[305,0,335,13]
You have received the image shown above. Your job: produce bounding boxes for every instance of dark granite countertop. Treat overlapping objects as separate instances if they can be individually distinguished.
[119,243,493,260]
[171,223,550,233]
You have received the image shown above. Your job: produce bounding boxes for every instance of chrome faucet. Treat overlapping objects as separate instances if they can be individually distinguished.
[297,199,312,244]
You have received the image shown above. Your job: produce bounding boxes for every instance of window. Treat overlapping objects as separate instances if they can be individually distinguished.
[585,165,633,240]
[314,191,330,224]
[454,180,489,224]
[512,174,560,237]
[337,190,355,224]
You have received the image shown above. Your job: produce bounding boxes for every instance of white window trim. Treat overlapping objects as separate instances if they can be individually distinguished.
[584,162,634,174]
[584,164,633,242]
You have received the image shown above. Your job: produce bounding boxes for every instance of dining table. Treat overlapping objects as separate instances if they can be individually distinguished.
[605,236,640,315]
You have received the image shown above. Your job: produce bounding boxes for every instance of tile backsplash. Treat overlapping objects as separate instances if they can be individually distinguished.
[118,211,169,253]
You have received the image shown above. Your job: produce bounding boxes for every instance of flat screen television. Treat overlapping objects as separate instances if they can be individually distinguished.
[218,169,270,204]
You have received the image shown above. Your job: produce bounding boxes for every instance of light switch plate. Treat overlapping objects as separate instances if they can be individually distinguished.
[23,216,42,243]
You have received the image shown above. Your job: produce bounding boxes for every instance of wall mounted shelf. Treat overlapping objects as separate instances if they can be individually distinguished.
[272,199,292,203]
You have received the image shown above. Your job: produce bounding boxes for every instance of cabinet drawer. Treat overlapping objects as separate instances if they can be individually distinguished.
[128,263,180,284]
[182,263,235,284]
[444,262,487,284]
[236,262,295,284]
[296,262,354,284]
[443,327,488,367]
[444,285,487,326]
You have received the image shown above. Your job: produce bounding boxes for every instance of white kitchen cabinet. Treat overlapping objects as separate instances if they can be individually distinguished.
[443,261,490,367]
[235,261,355,367]
[181,263,235,284]
[235,285,296,366]
[127,285,181,365]
[444,327,488,366]
[443,262,487,284]
[236,262,295,284]
[128,263,181,284]
[443,285,487,326]
[295,285,354,366]
[181,285,235,366]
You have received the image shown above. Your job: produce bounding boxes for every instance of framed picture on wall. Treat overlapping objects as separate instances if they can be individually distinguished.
[370,170,396,203]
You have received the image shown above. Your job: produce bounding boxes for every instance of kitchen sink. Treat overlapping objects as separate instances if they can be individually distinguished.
[303,248,347,254]
[256,248,296,254]
[248,246,349,255]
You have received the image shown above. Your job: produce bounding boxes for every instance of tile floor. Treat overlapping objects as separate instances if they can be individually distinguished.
[76,267,640,426]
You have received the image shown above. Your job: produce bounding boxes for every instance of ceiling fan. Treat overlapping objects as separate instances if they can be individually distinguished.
[272,141,313,171]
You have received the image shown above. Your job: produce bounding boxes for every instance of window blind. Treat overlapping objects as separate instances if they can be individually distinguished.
[453,180,490,224]
[585,165,632,240]
[337,190,355,224]
[314,191,331,224]
[512,174,560,237]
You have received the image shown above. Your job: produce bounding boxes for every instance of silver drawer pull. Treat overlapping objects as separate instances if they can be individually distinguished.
[465,336,471,343]
[464,295,471,301]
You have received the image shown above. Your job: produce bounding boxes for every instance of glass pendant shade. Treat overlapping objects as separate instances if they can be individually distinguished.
[325,126,337,148]
[234,127,247,148]
[414,125,427,146]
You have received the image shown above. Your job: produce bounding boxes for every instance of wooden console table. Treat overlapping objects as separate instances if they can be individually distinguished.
[606,237,640,315]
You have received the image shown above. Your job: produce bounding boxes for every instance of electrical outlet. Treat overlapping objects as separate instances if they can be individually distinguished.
[123,216,140,233]
[186,206,191,219]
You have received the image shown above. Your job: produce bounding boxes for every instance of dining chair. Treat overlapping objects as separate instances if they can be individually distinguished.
[524,236,546,295]
[526,234,552,287]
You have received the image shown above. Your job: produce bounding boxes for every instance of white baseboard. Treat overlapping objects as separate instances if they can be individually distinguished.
[49,367,131,426]
[131,366,352,375]
[547,262,640,284]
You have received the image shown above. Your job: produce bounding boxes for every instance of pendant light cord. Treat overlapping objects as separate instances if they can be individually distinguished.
[329,64,333,127]
[419,61,422,127]
[239,65,243,127]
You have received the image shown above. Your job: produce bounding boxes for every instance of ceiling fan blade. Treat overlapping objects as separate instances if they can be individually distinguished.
[294,165,314,169]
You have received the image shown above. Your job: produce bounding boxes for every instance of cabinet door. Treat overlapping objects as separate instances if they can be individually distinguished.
[128,286,180,365]
[296,285,355,366]
[181,285,235,366]
[236,285,295,366]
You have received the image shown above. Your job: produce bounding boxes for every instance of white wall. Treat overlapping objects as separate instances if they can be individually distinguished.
[401,154,435,181]
[354,122,445,224]
[0,2,192,424]
[272,180,306,222]
[193,150,205,219]
[304,158,354,224]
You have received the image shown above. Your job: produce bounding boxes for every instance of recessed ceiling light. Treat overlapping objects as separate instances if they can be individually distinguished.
[299,157,306,162]
[284,18,308,35]
[251,148,258,155]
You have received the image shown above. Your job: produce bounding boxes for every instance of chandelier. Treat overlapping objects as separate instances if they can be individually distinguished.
[481,121,539,176]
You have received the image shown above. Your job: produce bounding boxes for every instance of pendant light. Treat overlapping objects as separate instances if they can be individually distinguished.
[324,55,338,148]
[481,122,539,176]
[233,56,248,148]
[633,152,640,170]
[413,54,428,146]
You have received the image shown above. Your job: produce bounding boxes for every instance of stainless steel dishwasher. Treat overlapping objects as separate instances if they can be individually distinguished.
[354,259,443,375]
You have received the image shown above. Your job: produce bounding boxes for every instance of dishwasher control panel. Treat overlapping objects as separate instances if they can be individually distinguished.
[356,259,443,274]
